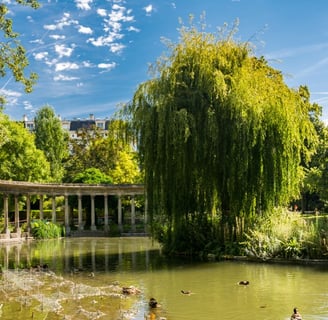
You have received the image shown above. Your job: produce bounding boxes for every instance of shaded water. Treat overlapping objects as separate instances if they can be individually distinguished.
[1,237,328,320]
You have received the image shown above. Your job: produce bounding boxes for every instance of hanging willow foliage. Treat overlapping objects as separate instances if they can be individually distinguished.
[127,23,318,254]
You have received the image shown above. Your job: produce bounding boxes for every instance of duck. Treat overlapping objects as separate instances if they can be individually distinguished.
[291,307,302,320]
[238,280,249,285]
[148,298,158,308]
[181,290,192,295]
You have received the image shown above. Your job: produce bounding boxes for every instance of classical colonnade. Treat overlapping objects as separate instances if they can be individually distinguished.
[0,180,145,239]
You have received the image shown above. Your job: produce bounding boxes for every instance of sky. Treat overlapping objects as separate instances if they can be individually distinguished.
[2,0,328,123]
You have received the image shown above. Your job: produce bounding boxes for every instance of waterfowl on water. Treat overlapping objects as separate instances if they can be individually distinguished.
[291,307,302,320]
[148,298,158,308]
[238,280,249,285]
[181,290,192,295]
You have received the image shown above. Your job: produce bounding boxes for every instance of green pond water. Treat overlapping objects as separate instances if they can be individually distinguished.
[0,237,328,320]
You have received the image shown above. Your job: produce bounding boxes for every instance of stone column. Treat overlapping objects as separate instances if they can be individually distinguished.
[3,194,10,237]
[78,194,83,230]
[131,195,136,232]
[26,194,31,235]
[104,194,109,232]
[14,194,21,234]
[144,196,148,224]
[64,195,70,235]
[39,195,44,220]
[90,194,96,231]
[118,195,122,232]
[51,195,56,223]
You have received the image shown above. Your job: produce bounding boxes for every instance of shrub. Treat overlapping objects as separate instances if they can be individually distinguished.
[241,208,328,260]
[31,219,64,239]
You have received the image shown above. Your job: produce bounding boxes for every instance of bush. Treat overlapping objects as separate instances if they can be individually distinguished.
[31,219,64,239]
[241,208,328,260]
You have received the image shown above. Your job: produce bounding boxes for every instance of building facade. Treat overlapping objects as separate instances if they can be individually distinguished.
[22,113,111,140]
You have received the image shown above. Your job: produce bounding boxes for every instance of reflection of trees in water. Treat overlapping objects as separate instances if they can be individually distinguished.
[0,269,138,319]
[0,238,164,274]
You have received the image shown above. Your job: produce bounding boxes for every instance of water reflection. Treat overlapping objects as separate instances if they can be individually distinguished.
[0,238,328,320]
[0,237,163,274]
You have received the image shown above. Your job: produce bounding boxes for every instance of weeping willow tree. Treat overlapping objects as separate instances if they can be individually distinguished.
[127,22,318,255]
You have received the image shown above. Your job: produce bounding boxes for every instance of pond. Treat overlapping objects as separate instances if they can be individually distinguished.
[0,237,328,320]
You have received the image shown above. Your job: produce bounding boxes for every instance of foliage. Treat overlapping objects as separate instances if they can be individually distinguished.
[64,119,141,184]
[0,0,39,106]
[72,167,112,184]
[242,208,328,259]
[301,118,328,209]
[126,20,318,255]
[31,219,64,239]
[34,105,69,182]
[0,113,50,181]
[111,149,142,183]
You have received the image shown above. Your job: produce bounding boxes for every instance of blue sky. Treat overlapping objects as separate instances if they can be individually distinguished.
[2,0,328,123]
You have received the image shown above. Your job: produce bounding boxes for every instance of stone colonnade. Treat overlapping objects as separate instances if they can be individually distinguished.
[0,180,145,239]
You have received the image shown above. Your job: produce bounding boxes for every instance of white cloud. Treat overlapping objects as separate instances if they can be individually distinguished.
[55,62,79,72]
[98,62,116,70]
[75,0,93,10]
[0,89,21,106]
[143,4,153,15]
[34,52,49,60]
[30,39,44,44]
[110,43,125,53]
[127,26,140,32]
[23,101,34,110]
[44,13,78,31]
[54,74,79,81]
[82,61,92,67]
[87,3,133,54]
[55,44,75,58]
[45,58,59,68]
[97,8,107,16]
[0,89,21,98]
[49,35,66,40]
[87,36,107,47]
[78,25,93,35]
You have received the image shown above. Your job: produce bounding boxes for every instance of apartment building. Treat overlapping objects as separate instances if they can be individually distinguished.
[22,114,110,139]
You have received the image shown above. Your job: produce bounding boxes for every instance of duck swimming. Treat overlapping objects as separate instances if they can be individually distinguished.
[290,307,302,320]
[149,298,158,308]
[238,280,250,285]
[181,290,192,295]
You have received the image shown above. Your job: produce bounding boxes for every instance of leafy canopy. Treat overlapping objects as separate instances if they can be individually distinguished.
[34,105,69,182]
[127,21,319,251]
[0,113,50,182]
[0,0,39,106]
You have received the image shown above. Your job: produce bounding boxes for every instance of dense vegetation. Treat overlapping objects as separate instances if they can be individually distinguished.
[126,22,324,257]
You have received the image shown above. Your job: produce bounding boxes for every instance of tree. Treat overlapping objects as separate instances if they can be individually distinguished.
[64,119,141,184]
[0,0,39,106]
[302,116,328,210]
[72,167,112,185]
[0,113,50,181]
[34,105,69,182]
[127,22,319,254]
